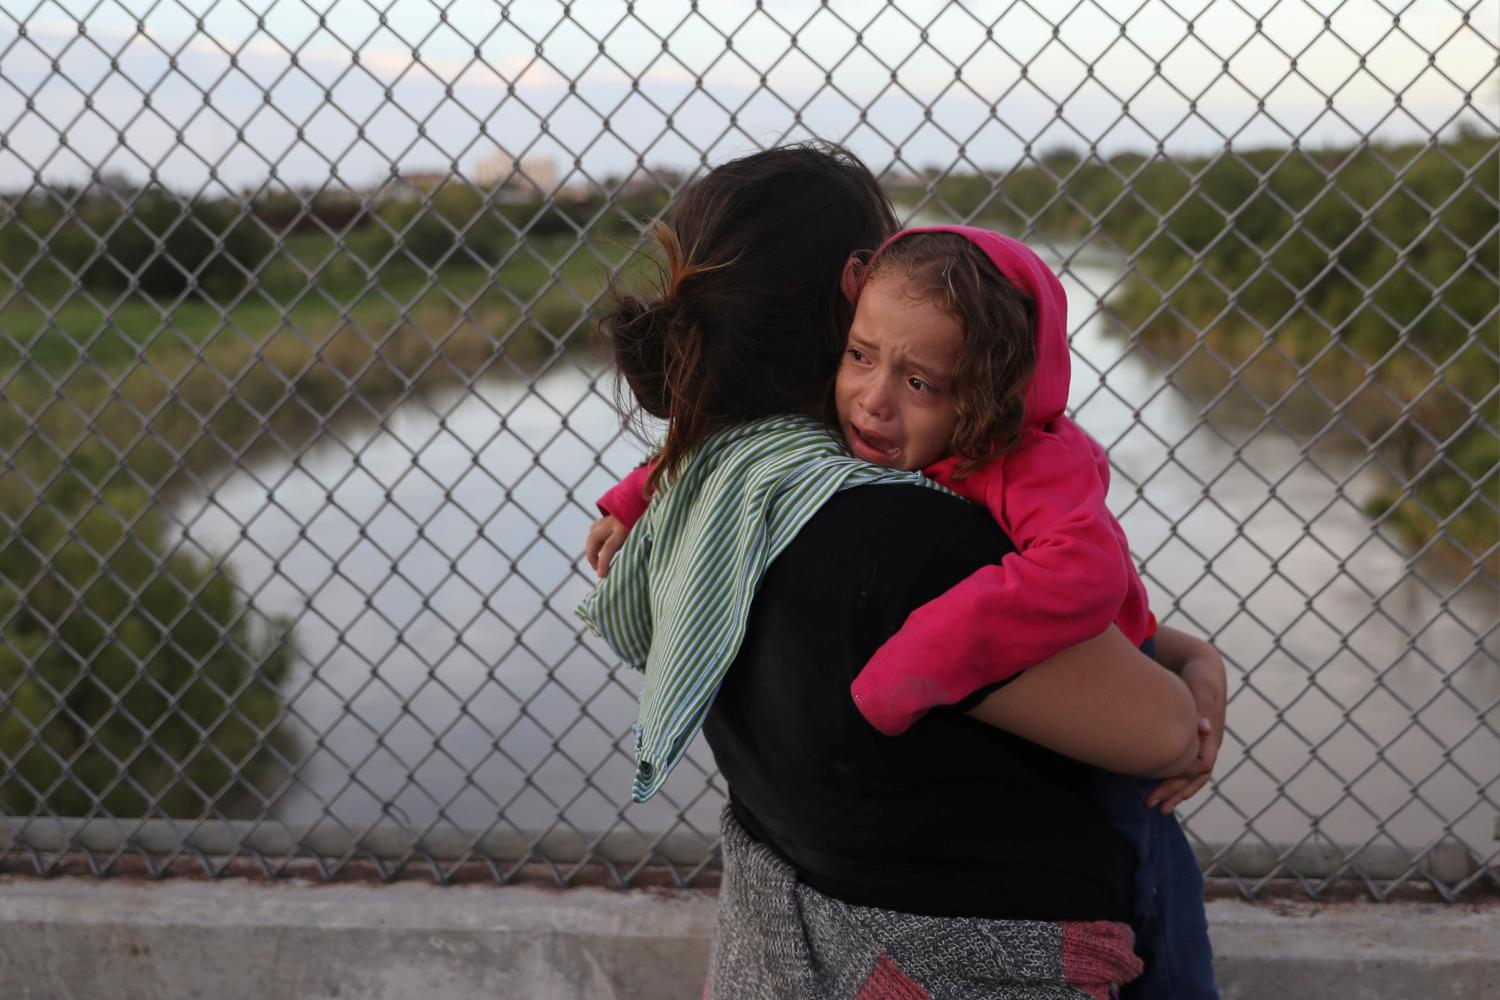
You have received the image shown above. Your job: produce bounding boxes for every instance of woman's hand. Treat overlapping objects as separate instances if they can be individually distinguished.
[1145,627,1227,814]
[585,515,628,577]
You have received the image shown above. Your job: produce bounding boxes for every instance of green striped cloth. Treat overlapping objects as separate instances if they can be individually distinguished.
[577,414,947,802]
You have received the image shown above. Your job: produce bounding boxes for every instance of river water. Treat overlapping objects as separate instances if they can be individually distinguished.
[165,256,1499,858]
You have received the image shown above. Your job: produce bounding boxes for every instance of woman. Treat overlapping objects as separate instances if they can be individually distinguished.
[579,142,1225,998]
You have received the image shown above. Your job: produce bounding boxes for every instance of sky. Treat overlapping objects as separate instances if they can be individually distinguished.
[0,0,1496,198]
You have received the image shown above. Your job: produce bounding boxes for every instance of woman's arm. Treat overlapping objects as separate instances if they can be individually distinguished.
[965,625,1200,778]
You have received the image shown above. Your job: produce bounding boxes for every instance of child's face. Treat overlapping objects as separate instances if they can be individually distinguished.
[835,271,962,471]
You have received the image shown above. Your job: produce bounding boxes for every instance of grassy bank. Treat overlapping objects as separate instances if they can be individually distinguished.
[0,222,634,818]
[895,131,1498,570]
[0,233,624,377]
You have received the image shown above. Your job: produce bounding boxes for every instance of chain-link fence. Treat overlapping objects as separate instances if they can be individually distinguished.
[0,1,1495,900]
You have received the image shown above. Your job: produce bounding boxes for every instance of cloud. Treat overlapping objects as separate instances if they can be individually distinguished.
[0,3,1490,193]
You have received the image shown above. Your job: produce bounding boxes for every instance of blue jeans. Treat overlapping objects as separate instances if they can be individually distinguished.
[1092,635,1218,999]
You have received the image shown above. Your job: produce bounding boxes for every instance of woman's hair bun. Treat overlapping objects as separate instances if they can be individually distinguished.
[600,292,675,420]
[596,142,897,488]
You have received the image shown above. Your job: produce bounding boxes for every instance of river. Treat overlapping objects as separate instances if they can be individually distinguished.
[165,255,1499,858]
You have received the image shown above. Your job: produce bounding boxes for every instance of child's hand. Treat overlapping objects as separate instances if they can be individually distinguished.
[1145,715,1220,815]
[585,515,628,577]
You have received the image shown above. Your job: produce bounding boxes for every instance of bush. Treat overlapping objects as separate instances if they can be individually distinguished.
[78,188,274,300]
[0,470,298,818]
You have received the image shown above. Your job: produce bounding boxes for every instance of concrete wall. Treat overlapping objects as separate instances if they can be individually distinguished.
[0,878,1495,999]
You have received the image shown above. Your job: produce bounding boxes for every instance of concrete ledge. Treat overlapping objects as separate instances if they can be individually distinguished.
[1206,897,1500,1000]
[0,878,1495,999]
[0,878,716,1000]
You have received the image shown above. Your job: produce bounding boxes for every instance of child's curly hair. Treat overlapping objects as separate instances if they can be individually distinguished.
[855,232,1039,477]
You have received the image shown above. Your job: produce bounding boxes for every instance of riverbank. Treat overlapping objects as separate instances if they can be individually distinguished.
[1104,308,1497,579]
[0,255,609,821]
[900,131,1498,576]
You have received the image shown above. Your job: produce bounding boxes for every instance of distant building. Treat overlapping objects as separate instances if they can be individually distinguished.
[474,149,514,188]
[473,149,559,196]
[518,156,557,193]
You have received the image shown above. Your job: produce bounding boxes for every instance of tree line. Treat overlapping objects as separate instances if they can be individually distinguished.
[0,131,1492,819]
[895,125,1496,566]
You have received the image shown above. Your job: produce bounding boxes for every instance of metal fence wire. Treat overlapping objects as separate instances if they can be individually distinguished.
[0,1,1496,900]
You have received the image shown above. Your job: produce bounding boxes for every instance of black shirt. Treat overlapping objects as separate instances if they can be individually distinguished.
[702,484,1133,922]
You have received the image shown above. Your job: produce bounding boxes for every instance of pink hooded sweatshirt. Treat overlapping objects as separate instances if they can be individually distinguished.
[595,224,1154,735]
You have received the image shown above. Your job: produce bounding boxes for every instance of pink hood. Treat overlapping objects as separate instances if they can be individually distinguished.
[860,224,1071,428]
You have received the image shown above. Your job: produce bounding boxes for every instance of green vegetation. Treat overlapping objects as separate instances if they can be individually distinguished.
[0,178,662,817]
[0,137,1493,817]
[895,127,1498,568]
[0,178,667,376]
[0,480,297,818]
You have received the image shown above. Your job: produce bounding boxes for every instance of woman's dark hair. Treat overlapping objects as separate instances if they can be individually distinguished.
[600,142,897,489]
[858,232,1039,477]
